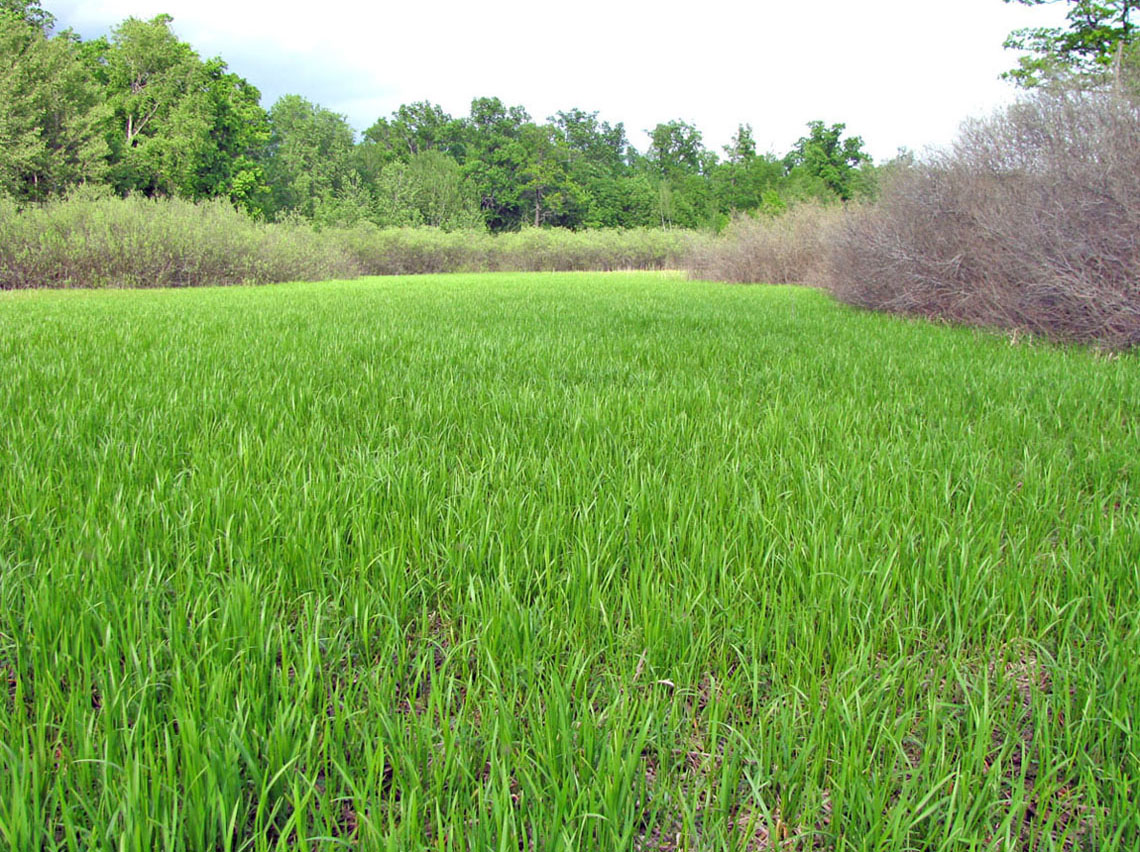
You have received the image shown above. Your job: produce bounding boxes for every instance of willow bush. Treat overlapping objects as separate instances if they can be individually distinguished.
[0,195,700,289]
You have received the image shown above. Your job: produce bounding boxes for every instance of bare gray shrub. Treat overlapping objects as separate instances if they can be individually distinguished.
[687,204,846,285]
[826,89,1140,347]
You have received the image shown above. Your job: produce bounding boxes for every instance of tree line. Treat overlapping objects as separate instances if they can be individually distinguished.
[0,0,879,231]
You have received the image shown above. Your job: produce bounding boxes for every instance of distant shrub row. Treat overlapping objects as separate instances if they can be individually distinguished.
[0,195,704,290]
[343,223,705,275]
[690,89,1140,348]
[0,196,350,289]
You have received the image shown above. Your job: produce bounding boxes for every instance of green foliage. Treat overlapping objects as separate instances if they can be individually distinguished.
[518,122,577,227]
[722,122,757,164]
[645,119,711,178]
[654,173,723,229]
[551,108,629,174]
[183,59,270,212]
[460,96,532,230]
[263,94,360,224]
[2,275,1138,848]
[0,10,108,200]
[784,120,872,201]
[1003,0,1138,86]
[364,100,465,163]
[712,125,787,214]
[370,149,482,230]
[102,15,202,194]
[546,108,639,228]
[1122,37,1140,96]
[91,15,270,209]
[0,4,877,227]
[579,173,658,229]
[758,188,788,214]
[0,0,52,30]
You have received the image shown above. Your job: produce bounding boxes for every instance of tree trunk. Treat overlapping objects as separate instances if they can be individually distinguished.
[1114,38,1125,93]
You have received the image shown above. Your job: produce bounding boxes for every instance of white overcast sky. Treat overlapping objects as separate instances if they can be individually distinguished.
[49,0,1070,162]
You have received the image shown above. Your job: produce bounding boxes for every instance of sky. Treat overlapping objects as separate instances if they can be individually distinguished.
[48,0,1071,162]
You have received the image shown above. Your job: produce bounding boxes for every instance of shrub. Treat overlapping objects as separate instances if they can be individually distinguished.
[826,89,1140,347]
[0,195,700,289]
[486,227,700,273]
[685,204,845,285]
[338,225,487,275]
[0,194,360,289]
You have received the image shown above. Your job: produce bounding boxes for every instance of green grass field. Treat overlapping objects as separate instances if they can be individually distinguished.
[1,272,1138,851]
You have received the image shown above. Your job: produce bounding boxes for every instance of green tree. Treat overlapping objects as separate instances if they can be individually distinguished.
[519,122,578,227]
[551,108,628,172]
[641,120,720,228]
[645,119,710,178]
[723,122,757,165]
[1003,0,1138,86]
[460,97,531,230]
[263,94,361,223]
[102,15,201,195]
[371,149,481,229]
[0,0,52,30]
[365,101,465,162]
[570,173,656,227]
[96,15,269,208]
[0,10,108,200]
[712,124,786,214]
[784,121,871,201]
[182,59,270,212]
[549,108,631,228]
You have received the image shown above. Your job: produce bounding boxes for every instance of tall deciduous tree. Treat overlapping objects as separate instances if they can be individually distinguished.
[1,0,51,30]
[641,120,721,228]
[784,121,870,201]
[263,94,361,223]
[98,15,269,208]
[518,123,578,228]
[1003,0,1138,86]
[182,59,270,212]
[713,123,784,214]
[0,10,108,200]
[371,149,481,229]
[367,101,464,160]
[102,15,200,194]
[549,108,631,228]
[461,97,530,230]
[551,109,629,173]
[645,120,709,178]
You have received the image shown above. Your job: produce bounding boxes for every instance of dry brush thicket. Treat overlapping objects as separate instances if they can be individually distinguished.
[685,204,845,286]
[693,90,1140,348]
[828,90,1140,347]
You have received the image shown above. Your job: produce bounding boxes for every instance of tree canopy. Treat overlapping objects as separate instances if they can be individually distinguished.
[1003,0,1138,86]
[0,1,881,229]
